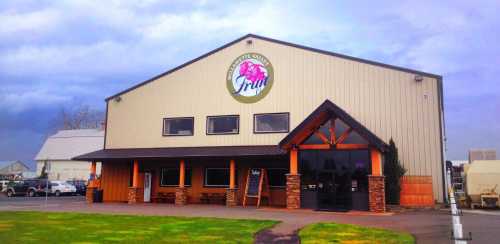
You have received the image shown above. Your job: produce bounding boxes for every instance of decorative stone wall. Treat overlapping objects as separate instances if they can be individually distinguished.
[175,187,188,205]
[226,188,238,207]
[368,175,386,212]
[86,187,96,204]
[286,174,301,209]
[128,187,140,204]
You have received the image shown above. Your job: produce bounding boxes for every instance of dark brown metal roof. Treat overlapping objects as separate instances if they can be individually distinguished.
[72,145,286,161]
[279,99,389,152]
[105,33,442,102]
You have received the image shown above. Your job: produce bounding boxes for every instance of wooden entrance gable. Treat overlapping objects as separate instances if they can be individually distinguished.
[279,99,389,176]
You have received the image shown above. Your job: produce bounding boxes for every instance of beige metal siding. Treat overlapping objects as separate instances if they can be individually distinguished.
[105,37,444,202]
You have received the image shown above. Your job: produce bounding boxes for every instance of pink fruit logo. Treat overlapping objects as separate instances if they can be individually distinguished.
[227,53,274,103]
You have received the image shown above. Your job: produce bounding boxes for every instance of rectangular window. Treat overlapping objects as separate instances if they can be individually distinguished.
[206,115,239,135]
[163,117,194,136]
[254,113,289,133]
[267,168,287,187]
[160,168,192,186]
[204,168,231,187]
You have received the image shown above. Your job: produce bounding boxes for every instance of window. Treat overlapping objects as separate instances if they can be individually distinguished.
[205,168,231,187]
[160,168,192,186]
[206,115,239,135]
[254,113,289,133]
[267,168,287,187]
[163,117,194,136]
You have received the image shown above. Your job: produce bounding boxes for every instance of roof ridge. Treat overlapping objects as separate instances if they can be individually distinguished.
[105,33,441,102]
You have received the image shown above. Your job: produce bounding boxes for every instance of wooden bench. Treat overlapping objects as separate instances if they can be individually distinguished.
[200,192,226,205]
[152,192,175,203]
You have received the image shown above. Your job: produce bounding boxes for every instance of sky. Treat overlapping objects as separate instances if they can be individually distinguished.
[1,0,499,170]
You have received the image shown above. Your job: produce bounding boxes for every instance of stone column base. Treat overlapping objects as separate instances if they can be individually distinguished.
[128,187,140,204]
[86,187,96,204]
[175,187,188,205]
[226,188,238,207]
[286,174,301,209]
[368,175,386,213]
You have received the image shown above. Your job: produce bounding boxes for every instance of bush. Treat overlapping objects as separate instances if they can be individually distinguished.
[384,138,407,204]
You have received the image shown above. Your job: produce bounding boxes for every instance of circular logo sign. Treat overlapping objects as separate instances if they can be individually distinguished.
[226,53,274,103]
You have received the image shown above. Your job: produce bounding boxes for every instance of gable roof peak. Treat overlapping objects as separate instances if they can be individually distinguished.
[106,33,441,102]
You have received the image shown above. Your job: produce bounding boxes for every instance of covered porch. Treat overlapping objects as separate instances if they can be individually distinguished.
[77,146,289,208]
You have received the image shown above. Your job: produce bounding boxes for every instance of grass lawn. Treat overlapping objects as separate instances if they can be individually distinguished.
[0,211,277,243]
[299,222,415,244]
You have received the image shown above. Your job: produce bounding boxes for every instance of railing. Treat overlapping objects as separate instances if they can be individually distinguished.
[447,169,472,243]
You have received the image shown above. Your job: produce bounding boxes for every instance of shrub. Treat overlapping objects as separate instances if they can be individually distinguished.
[384,138,407,204]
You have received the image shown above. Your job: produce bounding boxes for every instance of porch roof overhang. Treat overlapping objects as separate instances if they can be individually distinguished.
[72,145,286,161]
[279,99,389,152]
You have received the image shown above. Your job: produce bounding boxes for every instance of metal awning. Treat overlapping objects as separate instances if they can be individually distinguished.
[72,145,286,161]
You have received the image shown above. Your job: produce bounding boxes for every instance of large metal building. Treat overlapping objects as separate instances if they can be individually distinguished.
[75,34,445,212]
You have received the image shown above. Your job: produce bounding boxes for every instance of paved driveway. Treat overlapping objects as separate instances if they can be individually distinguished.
[1,196,499,243]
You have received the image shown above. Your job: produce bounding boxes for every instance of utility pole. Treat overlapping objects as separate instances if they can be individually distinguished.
[45,159,50,207]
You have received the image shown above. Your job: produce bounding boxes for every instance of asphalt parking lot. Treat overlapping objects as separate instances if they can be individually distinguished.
[0,194,85,209]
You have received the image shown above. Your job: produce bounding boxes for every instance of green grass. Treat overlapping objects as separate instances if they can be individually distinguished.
[299,222,415,244]
[0,211,277,244]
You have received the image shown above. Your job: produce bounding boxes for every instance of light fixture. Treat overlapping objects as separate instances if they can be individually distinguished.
[414,75,423,82]
[246,39,253,45]
[114,96,122,102]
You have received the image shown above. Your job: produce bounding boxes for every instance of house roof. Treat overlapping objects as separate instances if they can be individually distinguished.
[279,99,389,152]
[72,145,286,161]
[35,129,104,161]
[105,33,442,102]
[0,160,29,171]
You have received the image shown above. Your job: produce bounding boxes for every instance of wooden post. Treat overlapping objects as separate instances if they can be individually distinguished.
[90,161,97,177]
[290,148,298,175]
[229,159,236,189]
[179,160,185,188]
[89,161,97,187]
[370,148,382,176]
[132,160,139,188]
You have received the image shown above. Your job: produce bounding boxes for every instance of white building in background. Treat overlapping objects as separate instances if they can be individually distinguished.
[35,129,103,181]
[0,160,31,179]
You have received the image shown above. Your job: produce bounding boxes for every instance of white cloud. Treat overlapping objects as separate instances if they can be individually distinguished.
[0,8,61,36]
[0,88,71,112]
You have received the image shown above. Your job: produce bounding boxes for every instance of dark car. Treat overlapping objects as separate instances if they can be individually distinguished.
[6,179,49,197]
[66,179,87,195]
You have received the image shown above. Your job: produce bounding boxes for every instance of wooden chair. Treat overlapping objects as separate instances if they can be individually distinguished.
[200,193,210,204]
[210,193,226,205]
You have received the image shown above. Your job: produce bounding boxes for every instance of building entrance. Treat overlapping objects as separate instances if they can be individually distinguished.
[300,150,370,211]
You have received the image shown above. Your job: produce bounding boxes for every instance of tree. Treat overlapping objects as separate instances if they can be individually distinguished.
[384,138,407,204]
[54,104,104,130]
[39,161,48,179]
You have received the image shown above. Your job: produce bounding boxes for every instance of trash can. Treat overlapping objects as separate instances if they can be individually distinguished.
[93,189,103,203]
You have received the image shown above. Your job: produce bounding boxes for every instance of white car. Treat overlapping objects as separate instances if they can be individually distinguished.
[50,181,77,197]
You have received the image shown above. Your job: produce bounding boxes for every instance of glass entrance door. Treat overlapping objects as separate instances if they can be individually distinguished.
[317,169,352,211]
[317,171,335,210]
[300,149,370,211]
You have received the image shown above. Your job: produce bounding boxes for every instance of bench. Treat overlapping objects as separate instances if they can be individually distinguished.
[200,192,226,205]
[152,192,175,203]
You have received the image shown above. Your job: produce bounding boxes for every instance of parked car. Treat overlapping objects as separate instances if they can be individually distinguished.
[49,181,77,197]
[66,179,87,195]
[6,179,48,197]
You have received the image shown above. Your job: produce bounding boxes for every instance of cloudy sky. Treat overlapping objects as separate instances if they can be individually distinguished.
[1,0,499,169]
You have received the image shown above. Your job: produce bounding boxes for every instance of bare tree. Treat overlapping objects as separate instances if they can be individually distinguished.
[54,104,105,130]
